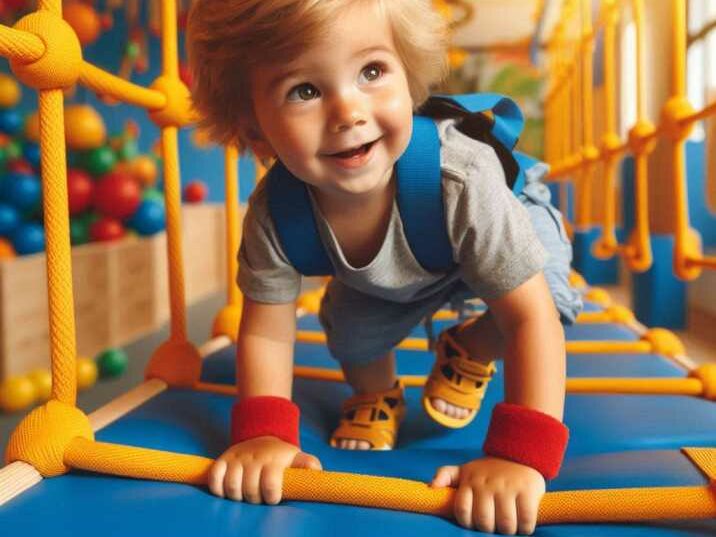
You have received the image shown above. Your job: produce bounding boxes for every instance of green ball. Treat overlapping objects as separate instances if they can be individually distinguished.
[0,146,7,171]
[118,139,139,161]
[5,139,22,161]
[126,42,140,60]
[81,146,117,176]
[142,187,164,203]
[96,348,128,379]
[70,217,91,245]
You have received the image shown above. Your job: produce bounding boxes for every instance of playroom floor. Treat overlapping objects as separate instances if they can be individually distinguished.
[1,281,714,451]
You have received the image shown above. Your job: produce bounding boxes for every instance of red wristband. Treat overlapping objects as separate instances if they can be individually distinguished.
[231,396,301,447]
[483,403,569,480]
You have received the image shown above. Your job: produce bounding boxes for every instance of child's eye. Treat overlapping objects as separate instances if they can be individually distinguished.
[359,63,384,83]
[287,83,320,102]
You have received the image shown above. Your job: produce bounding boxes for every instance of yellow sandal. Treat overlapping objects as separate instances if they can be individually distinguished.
[330,380,406,450]
[422,323,496,429]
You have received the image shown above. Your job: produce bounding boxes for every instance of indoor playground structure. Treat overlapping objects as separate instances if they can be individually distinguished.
[1,0,716,535]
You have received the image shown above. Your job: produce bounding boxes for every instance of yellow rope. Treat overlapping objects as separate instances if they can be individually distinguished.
[0,25,44,62]
[79,62,167,110]
[160,126,187,341]
[63,437,716,523]
[224,146,241,307]
[194,370,707,397]
[295,330,655,354]
[39,89,78,405]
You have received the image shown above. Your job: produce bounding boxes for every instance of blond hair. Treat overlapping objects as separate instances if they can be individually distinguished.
[187,0,449,149]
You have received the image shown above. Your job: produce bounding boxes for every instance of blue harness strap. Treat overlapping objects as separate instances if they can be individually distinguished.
[266,93,538,276]
[265,162,334,276]
[395,115,453,273]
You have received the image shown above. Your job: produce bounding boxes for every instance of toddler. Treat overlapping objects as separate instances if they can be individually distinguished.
[187,1,582,534]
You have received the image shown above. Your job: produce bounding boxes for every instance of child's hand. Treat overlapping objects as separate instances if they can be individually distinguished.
[209,436,322,504]
[431,456,545,535]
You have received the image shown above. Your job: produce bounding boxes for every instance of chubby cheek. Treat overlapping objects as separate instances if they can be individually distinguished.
[378,95,413,157]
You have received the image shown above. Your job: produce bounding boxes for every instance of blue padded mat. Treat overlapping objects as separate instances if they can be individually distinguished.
[2,311,715,536]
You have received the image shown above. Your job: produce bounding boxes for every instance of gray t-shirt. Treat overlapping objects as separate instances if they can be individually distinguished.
[238,118,546,305]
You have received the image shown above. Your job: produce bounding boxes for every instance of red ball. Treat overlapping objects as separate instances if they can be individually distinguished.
[89,217,125,242]
[67,169,94,215]
[183,180,207,203]
[7,159,34,175]
[93,171,141,219]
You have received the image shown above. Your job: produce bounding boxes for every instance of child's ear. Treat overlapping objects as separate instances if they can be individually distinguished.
[244,125,275,160]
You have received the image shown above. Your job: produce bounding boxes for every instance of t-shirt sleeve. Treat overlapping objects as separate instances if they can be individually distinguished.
[237,181,302,303]
[443,136,547,300]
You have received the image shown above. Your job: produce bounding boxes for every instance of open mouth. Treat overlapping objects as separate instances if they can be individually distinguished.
[328,139,378,159]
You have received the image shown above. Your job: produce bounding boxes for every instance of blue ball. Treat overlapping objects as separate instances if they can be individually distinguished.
[11,222,45,255]
[130,199,166,236]
[0,203,20,236]
[22,142,41,169]
[0,110,23,135]
[6,172,41,211]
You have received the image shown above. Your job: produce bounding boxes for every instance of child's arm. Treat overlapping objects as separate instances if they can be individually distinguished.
[432,272,567,535]
[208,297,322,504]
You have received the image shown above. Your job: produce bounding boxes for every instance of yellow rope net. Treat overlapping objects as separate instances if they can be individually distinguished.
[1,0,715,528]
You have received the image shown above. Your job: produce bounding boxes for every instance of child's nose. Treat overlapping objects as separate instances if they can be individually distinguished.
[328,94,368,133]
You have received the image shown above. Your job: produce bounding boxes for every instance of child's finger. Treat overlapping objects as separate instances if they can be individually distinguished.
[494,492,518,535]
[473,490,495,534]
[453,485,474,529]
[260,464,285,505]
[516,492,539,535]
[208,459,227,498]
[224,463,244,502]
[241,463,263,504]
[430,465,460,488]
[291,451,323,471]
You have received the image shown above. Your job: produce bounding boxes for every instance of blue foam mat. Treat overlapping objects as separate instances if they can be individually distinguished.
[2,312,714,535]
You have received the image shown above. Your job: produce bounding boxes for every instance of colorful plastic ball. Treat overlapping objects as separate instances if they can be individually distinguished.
[0,237,16,259]
[89,216,125,242]
[7,159,34,175]
[11,222,45,255]
[80,145,117,176]
[6,173,41,211]
[23,110,39,142]
[67,168,94,215]
[0,73,21,109]
[141,187,164,203]
[93,171,141,219]
[27,369,52,401]
[131,155,158,186]
[76,357,98,390]
[0,109,23,135]
[117,138,139,161]
[63,3,102,45]
[96,348,128,379]
[4,139,22,161]
[129,199,165,236]
[183,180,208,203]
[22,141,41,168]
[0,376,37,412]
[65,105,107,151]
[69,216,91,245]
[0,203,20,236]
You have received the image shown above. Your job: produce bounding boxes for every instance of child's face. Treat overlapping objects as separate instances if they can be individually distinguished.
[249,1,414,199]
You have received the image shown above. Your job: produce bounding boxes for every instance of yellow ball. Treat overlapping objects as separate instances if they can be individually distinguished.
[63,2,102,46]
[0,73,21,109]
[0,376,38,413]
[131,155,158,186]
[23,110,40,142]
[64,104,106,150]
[76,357,98,390]
[0,237,16,259]
[27,369,52,402]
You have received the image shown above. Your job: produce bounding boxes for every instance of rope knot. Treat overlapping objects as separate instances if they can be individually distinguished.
[149,76,196,128]
[5,400,93,477]
[10,11,82,90]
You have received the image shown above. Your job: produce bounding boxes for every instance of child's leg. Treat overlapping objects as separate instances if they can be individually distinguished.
[336,350,398,450]
[429,311,503,419]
